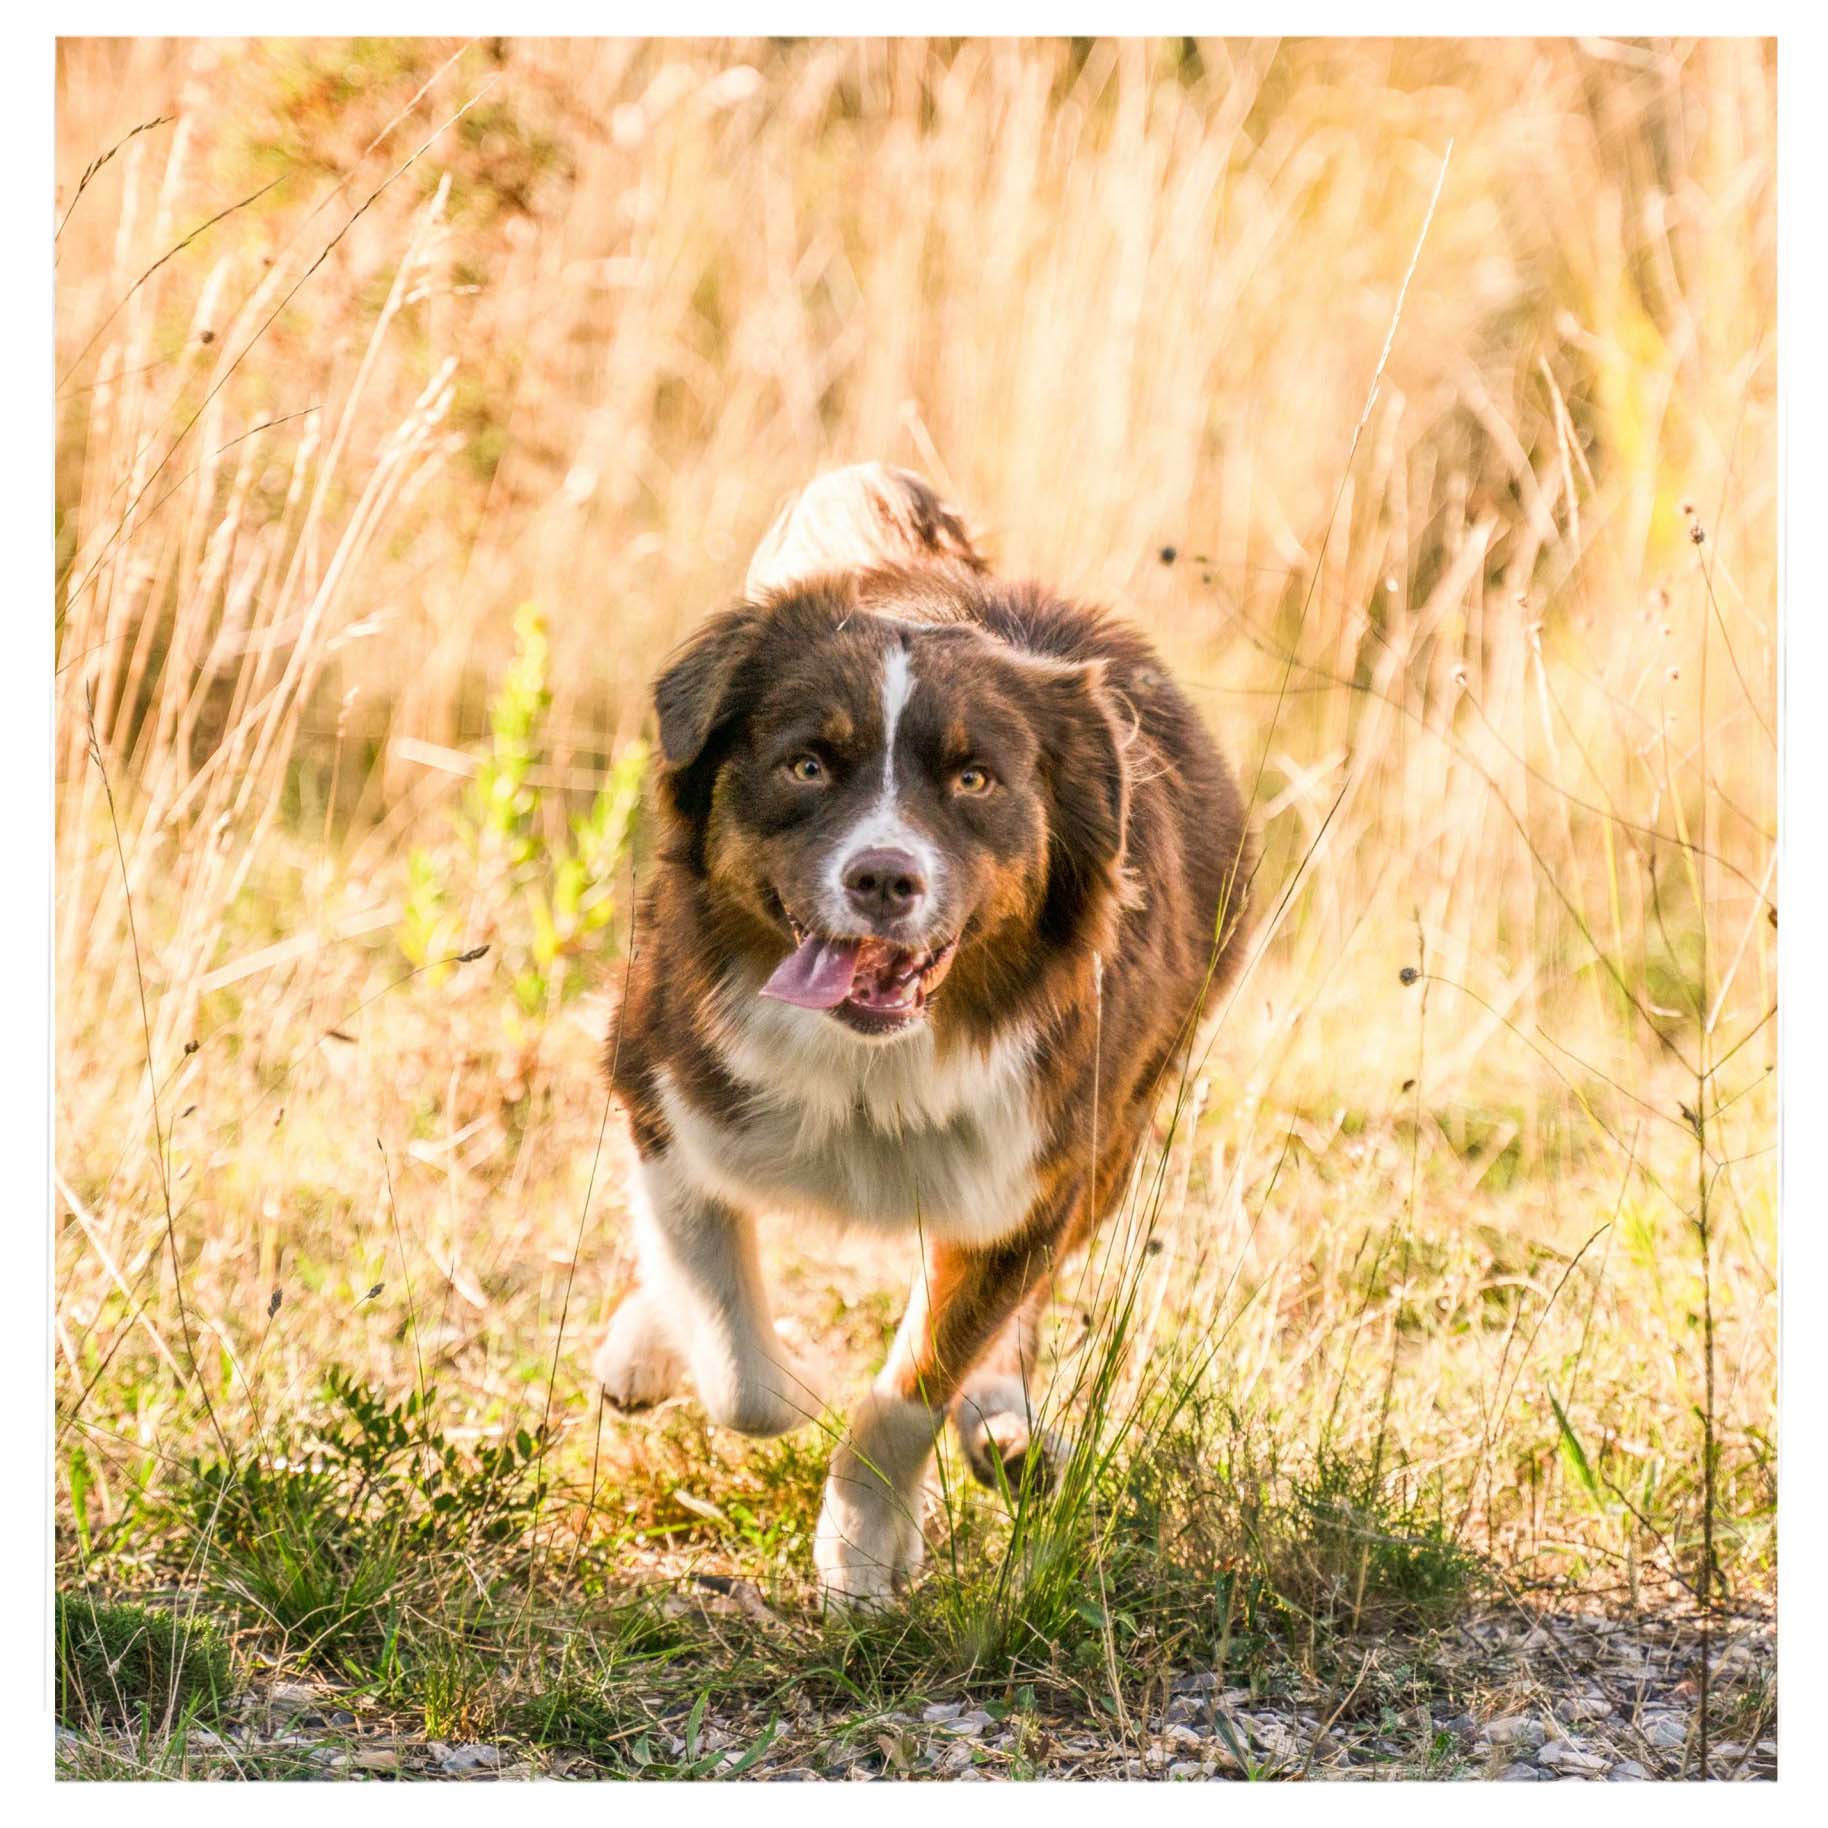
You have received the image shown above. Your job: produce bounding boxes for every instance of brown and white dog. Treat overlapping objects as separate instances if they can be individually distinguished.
[594,465,1252,1603]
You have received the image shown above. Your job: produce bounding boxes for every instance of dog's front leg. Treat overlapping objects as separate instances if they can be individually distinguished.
[816,1231,1052,1606]
[597,1154,817,1437]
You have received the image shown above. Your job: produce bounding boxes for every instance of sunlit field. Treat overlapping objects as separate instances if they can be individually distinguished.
[54,37,1775,1780]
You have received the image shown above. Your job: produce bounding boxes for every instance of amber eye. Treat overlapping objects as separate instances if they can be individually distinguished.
[786,754,825,784]
[955,764,993,795]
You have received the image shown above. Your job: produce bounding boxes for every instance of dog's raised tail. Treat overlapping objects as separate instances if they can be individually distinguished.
[744,462,985,600]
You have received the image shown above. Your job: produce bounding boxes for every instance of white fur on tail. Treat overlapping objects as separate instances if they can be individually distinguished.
[744,462,980,599]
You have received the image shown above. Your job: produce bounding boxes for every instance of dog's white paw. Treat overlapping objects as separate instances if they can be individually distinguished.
[814,1469,927,1610]
[955,1378,1068,1494]
[814,1395,936,1608]
[592,1292,684,1411]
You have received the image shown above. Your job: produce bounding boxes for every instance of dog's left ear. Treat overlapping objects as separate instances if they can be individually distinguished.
[1026,658,1130,951]
[653,606,761,853]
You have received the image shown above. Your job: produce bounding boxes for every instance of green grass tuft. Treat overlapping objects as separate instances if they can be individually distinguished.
[55,1591,234,1729]
[172,1369,546,1663]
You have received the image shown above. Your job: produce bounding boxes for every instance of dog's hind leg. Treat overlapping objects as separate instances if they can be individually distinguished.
[950,1109,1157,1492]
[951,1282,1070,1494]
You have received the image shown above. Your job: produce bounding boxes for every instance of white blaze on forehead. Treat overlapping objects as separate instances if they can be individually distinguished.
[821,637,942,922]
[879,643,913,792]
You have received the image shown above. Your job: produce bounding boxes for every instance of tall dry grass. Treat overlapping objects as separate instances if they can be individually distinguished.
[54,35,1775,1645]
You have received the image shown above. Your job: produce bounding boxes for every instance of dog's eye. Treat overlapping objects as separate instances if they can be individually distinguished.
[786,754,825,784]
[954,764,993,795]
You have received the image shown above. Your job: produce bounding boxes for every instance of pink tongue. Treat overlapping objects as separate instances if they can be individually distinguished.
[760,935,863,1009]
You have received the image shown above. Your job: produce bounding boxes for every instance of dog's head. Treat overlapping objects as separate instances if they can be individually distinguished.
[652,569,1129,1041]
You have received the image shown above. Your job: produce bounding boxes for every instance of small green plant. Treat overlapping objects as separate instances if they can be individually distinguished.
[1275,1444,1479,1632]
[56,1591,234,1728]
[400,603,647,1024]
[175,1370,546,1662]
[414,1633,500,1743]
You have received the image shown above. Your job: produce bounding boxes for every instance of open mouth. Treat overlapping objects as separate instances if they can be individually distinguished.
[760,917,959,1034]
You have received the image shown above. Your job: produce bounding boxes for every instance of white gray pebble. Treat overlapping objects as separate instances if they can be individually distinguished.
[1538,1742,1609,1774]
[440,1743,502,1775]
[1482,1715,1547,1750]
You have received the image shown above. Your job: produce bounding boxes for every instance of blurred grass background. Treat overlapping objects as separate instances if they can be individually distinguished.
[53,34,1775,1731]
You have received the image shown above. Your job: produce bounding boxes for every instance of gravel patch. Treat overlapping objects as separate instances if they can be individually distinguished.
[53,1595,1774,1782]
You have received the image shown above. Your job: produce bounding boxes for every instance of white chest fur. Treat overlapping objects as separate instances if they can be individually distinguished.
[656,989,1043,1244]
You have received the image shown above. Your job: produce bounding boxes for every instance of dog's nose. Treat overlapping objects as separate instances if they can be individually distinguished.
[843,847,928,922]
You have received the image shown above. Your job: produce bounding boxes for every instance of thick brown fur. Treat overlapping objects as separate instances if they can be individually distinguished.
[614,564,1251,1257]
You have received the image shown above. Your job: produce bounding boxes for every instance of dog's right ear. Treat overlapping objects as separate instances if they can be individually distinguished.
[653,606,760,849]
